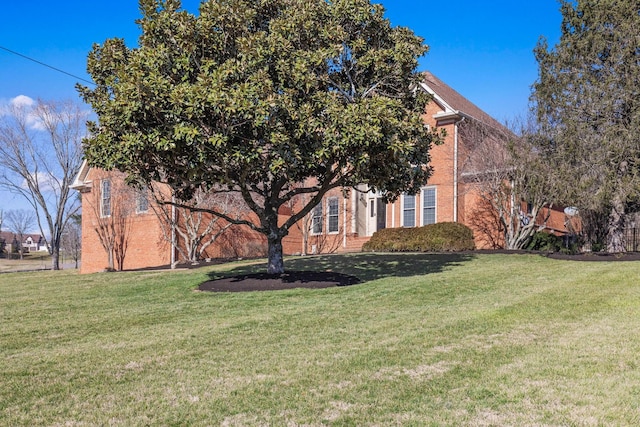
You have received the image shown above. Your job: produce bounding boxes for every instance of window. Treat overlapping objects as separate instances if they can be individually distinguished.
[136,189,149,213]
[311,203,323,234]
[100,179,111,217]
[327,197,339,233]
[403,194,416,227]
[422,187,436,225]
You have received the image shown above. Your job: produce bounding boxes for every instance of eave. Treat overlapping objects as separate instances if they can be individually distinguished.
[70,159,93,192]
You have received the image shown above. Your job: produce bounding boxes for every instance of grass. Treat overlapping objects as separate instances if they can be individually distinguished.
[0,253,53,272]
[2,252,640,425]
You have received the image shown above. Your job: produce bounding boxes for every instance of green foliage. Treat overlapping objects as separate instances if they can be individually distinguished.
[532,0,640,252]
[526,231,563,252]
[362,222,475,252]
[78,0,442,273]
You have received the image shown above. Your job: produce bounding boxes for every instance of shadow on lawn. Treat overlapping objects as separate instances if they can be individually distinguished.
[206,252,476,284]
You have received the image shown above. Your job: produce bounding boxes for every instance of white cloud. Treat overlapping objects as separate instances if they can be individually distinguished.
[0,95,45,130]
[22,172,61,193]
[10,95,35,108]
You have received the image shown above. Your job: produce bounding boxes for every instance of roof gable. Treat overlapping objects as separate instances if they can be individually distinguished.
[421,71,508,132]
[71,159,92,192]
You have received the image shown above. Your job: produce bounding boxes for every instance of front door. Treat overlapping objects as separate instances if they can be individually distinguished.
[366,195,387,236]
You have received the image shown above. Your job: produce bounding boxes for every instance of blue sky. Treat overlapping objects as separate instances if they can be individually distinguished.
[0,0,562,215]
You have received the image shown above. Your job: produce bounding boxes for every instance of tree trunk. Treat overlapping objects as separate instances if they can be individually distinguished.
[267,235,285,275]
[607,196,626,253]
[51,246,60,270]
[107,249,115,271]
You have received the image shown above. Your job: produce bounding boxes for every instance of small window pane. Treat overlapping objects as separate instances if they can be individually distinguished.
[312,203,323,234]
[137,190,149,213]
[101,180,111,217]
[403,194,415,227]
[423,188,436,225]
[328,198,339,233]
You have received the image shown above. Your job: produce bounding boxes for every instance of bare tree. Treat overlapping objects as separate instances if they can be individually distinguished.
[460,117,559,250]
[84,171,135,271]
[5,209,36,260]
[152,186,249,265]
[0,97,85,269]
[61,213,82,269]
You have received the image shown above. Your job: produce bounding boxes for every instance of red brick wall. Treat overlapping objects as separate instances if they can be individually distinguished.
[80,169,171,273]
[79,169,310,273]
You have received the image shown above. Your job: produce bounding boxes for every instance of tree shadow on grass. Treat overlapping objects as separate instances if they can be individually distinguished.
[205,252,476,285]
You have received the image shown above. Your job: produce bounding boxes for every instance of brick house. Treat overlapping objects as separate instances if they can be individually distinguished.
[289,72,568,254]
[73,72,569,273]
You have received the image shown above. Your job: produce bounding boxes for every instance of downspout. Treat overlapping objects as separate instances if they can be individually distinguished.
[171,196,177,268]
[351,189,357,235]
[343,197,347,248]
[454,122,458,222]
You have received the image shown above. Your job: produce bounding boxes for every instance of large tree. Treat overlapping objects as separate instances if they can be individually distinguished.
[79,0,440,274]
[0,98,85,269]
[532,0,640,253]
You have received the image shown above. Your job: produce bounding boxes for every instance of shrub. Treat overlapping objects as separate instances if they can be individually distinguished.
[526,231,563,252]
[362,222,475,252]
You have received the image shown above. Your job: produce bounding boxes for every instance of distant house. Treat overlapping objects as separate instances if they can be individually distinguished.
[72,72,571,273]
[0,231,47,254]
[23,234,48,252]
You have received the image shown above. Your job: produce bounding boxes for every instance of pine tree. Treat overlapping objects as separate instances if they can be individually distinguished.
[532,0,640,252]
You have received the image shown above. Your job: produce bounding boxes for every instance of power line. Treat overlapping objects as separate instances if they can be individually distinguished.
[0,45,95,86]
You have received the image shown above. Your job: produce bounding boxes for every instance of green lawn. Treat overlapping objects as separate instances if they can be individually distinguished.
[2,253,640,425]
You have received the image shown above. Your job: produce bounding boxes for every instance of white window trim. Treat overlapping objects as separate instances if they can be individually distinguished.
[421,186,437,226]
[327,197,340,234]
[401,193,416,228]
[100,179,111,218]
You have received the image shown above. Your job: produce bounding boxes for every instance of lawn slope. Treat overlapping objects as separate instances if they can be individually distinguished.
[2,253,640,425]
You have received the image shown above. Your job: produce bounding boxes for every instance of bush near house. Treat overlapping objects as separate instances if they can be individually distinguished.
[363,222,475,252]
[526,231,581,254]
[526,231,563,252]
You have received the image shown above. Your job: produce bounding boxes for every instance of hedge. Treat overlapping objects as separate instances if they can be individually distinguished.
[362,222,475,252]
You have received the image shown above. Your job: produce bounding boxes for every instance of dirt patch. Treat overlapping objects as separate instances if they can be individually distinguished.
[199,270,361,292]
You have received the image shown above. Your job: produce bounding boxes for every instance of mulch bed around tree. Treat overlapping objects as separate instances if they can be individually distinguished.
[198,270,361,292]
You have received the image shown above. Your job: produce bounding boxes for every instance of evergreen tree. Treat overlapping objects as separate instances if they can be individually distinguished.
[79,0,441,273]
[532,0,640,252]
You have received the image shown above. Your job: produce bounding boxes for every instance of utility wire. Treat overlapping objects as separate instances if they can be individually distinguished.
[0,45,95,86]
